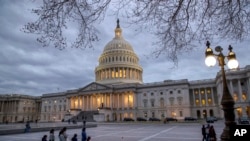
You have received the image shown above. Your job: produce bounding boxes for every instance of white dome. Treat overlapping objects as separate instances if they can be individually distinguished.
[95,19,143,84]
[103,38,134,53]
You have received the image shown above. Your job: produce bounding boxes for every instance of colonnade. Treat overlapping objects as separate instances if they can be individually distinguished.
[68,92,136,111]
[96,67,142,81]
[192,87,215,107]
[228,79,250,102]
[0,100,19,113]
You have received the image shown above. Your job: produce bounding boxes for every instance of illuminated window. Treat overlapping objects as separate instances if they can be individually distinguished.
[207,89,211,94]
[123,70,126,78]
[115,70,118,78]
[195,99,199,106]
[112,70,114,78]
[171,111,176,117]
[233,93,238,101]
[201,90,204,94]
[242,92,247,101]
[119,70,122,78]
[195,90,198,94]
[202,99,206,106]
[208,98,212,105]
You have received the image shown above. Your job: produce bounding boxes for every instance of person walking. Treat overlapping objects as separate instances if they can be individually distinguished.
[209,125,216,141]
[42,135,48,141]
[71,134,78,141]
[205,124,210,141]
[49,129,55,141]
[201,125,206,141]
[59,127,68,141]
[86,136,91,141]
[82,127,87,141]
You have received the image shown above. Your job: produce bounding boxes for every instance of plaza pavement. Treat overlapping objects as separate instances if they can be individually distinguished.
[0,120,225,141]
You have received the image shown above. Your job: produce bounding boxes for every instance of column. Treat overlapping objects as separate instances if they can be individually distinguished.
[82,96,85,110]
[205,90,208,106]
[110,93,112,108]
[125,68,128,79]
[118,94,120,109]
[211,88,215,106]
[122,93,124,109]
[78,96,80,109]
[248,78,250,102]
[199,89,201,106]
[133,93,136,108]
[14,100,16,113]
[90,95,92,110]
[229,80,234,96]
[86,96,88,110]
[109,68,111,79]
[192,89,196,106]
[238,79,243,102]
[68,97,71,110]
[104,93,106,107]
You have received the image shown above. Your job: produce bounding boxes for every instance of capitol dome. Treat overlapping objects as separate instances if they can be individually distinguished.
[95,19,143,84]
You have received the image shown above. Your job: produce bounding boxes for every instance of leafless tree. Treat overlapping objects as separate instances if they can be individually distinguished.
[23,0,250,63]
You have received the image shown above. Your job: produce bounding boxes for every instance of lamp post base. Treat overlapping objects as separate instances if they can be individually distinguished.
[220,96,236,141]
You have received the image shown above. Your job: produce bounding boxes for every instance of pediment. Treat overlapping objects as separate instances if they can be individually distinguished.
[78,82,111,92]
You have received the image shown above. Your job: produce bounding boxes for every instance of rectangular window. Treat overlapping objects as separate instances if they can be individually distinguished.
[151,101,154,107]
[143,100,147,107]
[179,111,183,117]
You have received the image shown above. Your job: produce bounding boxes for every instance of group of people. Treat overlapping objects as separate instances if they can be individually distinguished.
[42,127,91,141]
[202,124,216,141]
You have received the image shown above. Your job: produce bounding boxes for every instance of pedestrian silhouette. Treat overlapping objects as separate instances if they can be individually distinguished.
[201,125,206,141]
[82,127,87,141]
[42,135,48,141]
[87,136,91,141]
[71,133,78,141]
[49,129,55,141]
[209,125,216,141]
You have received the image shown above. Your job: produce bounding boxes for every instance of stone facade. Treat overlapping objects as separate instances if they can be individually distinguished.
[0,94,41,123]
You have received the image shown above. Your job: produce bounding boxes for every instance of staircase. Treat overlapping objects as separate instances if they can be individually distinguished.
[70,110,99,122]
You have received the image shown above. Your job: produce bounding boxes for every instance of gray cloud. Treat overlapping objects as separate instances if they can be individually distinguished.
[0,0,249,96]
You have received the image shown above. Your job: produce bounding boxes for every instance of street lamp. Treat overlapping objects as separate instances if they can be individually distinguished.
[205,41,239,141]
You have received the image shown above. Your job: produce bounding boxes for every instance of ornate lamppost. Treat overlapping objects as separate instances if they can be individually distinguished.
[205,41,239,141]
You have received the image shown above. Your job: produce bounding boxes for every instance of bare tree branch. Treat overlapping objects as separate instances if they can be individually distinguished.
[23,0,250,64]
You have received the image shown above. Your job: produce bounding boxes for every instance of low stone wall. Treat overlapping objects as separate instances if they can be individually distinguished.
[0,124,97,135]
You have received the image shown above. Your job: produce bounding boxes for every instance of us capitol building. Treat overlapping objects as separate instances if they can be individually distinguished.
[0,20,250,123]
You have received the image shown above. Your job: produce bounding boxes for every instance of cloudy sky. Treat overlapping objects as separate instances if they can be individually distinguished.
[1,0,250,96]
